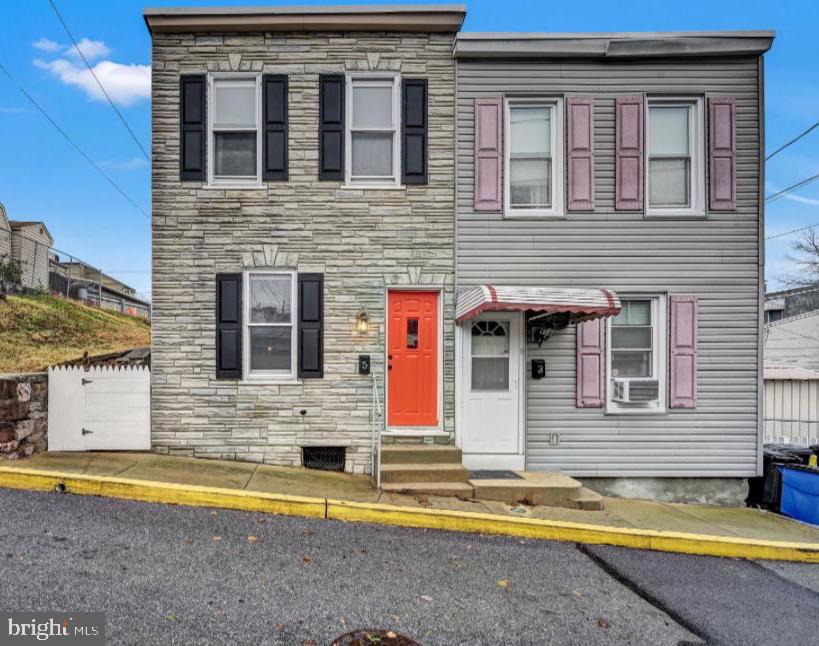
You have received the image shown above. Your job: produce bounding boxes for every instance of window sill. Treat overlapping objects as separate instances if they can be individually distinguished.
[604,406,668,416]
[239,378,302,386]
[341,183,405,191]
[203,183,266,191]
[503,210,565,220]
[644,210,706,219]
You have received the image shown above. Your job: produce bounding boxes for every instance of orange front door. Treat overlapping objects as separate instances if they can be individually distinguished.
[387,290,439,427]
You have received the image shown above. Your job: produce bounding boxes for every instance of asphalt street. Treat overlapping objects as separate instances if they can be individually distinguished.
[0,488,817,645]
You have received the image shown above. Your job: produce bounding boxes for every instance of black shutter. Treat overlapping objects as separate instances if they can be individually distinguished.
[216,273,242,380]
[401,78,428,185]
[262,74,288,181]
[180,74,206,181]
[319,75,345,181]
[298,273,324,379]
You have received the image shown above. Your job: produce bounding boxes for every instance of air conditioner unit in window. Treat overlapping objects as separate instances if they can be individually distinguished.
[612,379,660,404]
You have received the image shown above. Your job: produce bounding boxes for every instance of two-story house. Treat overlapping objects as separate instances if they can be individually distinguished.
[453,31,773,503]
[145,4,465,473]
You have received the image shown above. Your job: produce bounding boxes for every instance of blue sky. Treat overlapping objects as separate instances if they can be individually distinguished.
[1,0,817,298]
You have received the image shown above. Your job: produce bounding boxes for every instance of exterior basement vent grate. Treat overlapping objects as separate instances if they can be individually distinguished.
[302,446,345,472]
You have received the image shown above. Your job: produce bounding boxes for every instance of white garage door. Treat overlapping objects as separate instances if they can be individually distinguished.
[48,366,150,451]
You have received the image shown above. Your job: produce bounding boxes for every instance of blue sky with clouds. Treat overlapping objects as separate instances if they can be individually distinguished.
[1,0,817,297]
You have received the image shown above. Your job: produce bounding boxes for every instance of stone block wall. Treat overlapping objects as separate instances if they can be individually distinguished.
[0,373,47,459]
[151,31,457,472]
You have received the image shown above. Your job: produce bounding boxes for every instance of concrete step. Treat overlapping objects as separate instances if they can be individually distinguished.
[380,463,470,484]
[380,445,462,465]
[573,487,604,511]
[470,472,584,508]
[382,482,475,498]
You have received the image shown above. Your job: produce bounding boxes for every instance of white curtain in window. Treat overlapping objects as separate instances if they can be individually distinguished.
[649,106,689,155]
[351,133,393,176]
[214,82,256,128]
[352,85,393,128]
[510,107,551,155]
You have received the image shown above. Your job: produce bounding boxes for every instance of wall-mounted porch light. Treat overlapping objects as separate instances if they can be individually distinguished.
[356,310,370,333]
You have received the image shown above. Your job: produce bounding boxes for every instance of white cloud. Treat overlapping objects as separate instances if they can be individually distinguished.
[782,193,819,206]
[35,58,150,106]
[32,38,60,52]
[65,38,111,62]
[99,157,147,171]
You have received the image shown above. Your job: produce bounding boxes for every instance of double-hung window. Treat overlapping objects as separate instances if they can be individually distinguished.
[607,297,667,413]
[646,98,704,216]
[244,271,297,380]
[504,98,563,217]
[209,75,262,186]
[346,74,401,187]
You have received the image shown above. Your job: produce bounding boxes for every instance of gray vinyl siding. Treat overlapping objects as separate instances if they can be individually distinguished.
[456,56,762,477]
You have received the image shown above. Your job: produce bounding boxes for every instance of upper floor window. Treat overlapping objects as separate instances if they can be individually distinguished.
[504,98,563,217]
[646,98,704,216]
[346,74,401,187]
[209,75,262,186]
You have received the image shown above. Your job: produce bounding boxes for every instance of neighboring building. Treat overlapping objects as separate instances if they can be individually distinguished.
[452,31,772,502]
[0,203,10,263]
[144,5,464,470]
[9,220,53,290]
[49,257,151,318]
[764,366,819,446]
[765,284,819,323]
[765,309,819,372]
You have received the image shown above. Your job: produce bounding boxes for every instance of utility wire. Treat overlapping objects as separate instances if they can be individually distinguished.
[0,60,149,218]
[47,0,150,162]
[765,171,819,205]
[766,221,819,240]
[766,120,819,161]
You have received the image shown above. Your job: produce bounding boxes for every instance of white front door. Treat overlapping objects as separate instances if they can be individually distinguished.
[460,313,523,469]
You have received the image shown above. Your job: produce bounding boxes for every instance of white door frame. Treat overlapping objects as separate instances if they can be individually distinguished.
[383,285,446,436]
[455,311,526,469]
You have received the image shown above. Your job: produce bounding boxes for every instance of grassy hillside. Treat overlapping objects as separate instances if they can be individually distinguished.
[0,293,151,373]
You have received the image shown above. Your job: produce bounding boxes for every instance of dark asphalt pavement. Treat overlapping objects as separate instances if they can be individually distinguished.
[0,488,816,645]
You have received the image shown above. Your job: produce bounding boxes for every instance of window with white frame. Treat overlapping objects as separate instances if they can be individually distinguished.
[646,98,704,215]
[607,297,666,413]
[209,75,261,185]
[346,74,400,186]
[244,272,297,379]
[504,98,563,217]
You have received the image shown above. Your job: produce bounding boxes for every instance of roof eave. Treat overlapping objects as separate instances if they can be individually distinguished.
[143,4,467,35]
[454,32,775,59]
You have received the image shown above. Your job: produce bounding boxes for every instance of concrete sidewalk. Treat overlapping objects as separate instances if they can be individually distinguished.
[3,452,819,560]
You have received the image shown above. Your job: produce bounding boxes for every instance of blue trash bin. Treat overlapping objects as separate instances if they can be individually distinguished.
[779,465,819,525]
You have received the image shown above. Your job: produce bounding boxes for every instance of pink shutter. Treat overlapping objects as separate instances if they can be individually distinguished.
[576,318,605,408]
[669,295,698,409]
[474,98,502,211]
[709,96,737,211]
[615,95,644,211]
[567,97,595,211]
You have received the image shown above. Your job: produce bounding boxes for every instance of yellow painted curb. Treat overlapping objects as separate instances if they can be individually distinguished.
[327,499,819,563]
[0,467,326,519]
[2,466,819,562]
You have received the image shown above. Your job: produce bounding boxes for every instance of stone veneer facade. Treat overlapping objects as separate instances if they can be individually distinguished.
[151,31,456,472]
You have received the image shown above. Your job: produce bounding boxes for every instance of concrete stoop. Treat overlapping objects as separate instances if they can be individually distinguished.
[379,445,603,510]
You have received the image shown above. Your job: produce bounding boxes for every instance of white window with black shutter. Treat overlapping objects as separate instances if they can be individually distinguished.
[243,271,297,380]
[215,271,323,382]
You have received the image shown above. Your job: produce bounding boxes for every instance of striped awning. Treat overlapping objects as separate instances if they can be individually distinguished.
[455,285,621,324]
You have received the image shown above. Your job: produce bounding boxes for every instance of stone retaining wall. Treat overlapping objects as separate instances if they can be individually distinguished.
[0,373,47,459]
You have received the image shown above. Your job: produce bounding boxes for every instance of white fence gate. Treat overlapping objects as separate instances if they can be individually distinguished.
[764,369,819,446]
[48,366,150,451]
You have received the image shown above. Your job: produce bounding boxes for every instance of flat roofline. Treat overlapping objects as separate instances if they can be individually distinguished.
[455,30,775,59]
[144,4,466,34]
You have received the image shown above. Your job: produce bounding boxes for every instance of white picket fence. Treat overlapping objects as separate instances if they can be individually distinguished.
[48,366,150,451]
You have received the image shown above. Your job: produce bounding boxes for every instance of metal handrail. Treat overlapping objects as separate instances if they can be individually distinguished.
[371,372,383,489]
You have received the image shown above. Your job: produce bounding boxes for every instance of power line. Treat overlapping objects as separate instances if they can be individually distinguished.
[766,222,819,241]
[47,0,150,162]
[0,60,149,218]
[766,120,819,161]
[765,171,819,204]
